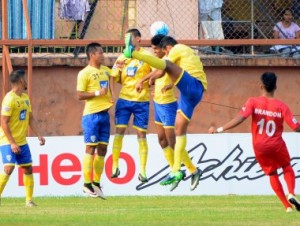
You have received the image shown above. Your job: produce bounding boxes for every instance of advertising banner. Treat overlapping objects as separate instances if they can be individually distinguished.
[1,133,300,197]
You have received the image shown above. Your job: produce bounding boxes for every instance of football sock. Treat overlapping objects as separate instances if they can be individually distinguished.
[282,165,295,195]
[163,146,174,168]
[83,153,93,184]
[172,135,186,173]
[112,134,124,170]
[93,155,104,183]
[132,51,166,70]
[269,174,291,208]
[182,149,197,174]
[138,138,148,175]
[0,173,9,196]
[23,174,34,202]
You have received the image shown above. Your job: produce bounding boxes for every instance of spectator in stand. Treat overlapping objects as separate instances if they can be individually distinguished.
[198,0,224,52]
[273,8,300,39]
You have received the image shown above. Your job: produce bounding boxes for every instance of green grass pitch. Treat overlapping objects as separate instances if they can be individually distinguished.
[1,196,300,226]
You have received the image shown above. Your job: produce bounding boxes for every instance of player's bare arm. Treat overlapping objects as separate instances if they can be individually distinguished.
[148,69,165,86]
[1,115,20,153]
[77,88,107,100]
[209,115,246,134]
[29,113,45,146]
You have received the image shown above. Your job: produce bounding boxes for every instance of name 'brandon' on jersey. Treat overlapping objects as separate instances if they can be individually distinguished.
[254,108,282,118]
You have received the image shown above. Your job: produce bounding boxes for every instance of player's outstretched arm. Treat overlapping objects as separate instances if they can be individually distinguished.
[209,115,246,134]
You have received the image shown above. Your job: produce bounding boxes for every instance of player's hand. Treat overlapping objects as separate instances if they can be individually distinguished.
[100,87,108,96]
[208,126,217,134]
[136,82,143,93]
[39,136,46,146]
[11,143,21,154]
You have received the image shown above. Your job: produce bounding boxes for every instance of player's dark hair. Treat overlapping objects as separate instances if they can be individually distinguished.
[86,42,102,60]
[261,72,277,92]
[151,34,165,46]
[10,69,25,84]
[159,36,178,49]
[126,28,141,38]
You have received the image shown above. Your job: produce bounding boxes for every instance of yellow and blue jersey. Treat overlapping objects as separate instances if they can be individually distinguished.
[167,44,207,90]
[0,91,31,146]
[111,48,152,102]
[77,65,113,116]
[153,70,176,104]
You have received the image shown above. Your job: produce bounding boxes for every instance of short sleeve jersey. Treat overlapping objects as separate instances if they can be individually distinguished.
[167,44,207,90]
[111,48,152,102]
[0,91,32,145]
[239,96,300,152]
[77,65,113,115]
[273,22,300,39]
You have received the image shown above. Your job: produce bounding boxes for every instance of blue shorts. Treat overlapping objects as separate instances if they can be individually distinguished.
[0,143,32,166]
[154,101,177,127]
[82,111,110,145]
[115,98,149,131]
[176,71,204,120]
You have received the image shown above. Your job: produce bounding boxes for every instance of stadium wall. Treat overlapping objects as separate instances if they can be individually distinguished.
[0,55,299,136]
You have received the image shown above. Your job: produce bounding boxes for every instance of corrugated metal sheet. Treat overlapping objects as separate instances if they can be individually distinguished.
[4,0,55,39]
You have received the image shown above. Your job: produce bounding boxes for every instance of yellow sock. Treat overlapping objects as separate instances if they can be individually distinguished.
[132,51,166,70]
[23,174,34,202]
[83,153,93,184]
[0,173,9,196]
[182,149,197,174]
[138,138,148,175]
[112,134,124,170]
[93,155,104,183]
[163,146,174,168]
[172,135,186,173]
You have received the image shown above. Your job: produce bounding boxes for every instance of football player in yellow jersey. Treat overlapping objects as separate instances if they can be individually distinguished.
[0,69,45,207]
[110,28,152,183]
[136,34,203,191]
[124,34,207,189]
[77,43,114,199]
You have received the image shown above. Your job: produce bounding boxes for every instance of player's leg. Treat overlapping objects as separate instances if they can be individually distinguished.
[22,165,36,207]
[111,99,131,178]
[16,144,37,207]
[137,130,148,183]
[81,113,99,197]
[124,33,184,83]
[0,145,15,203]
[161,73,204,186]
[269,171,293,212]
[93,143,107,200]
[154,101,175,168]
[82,145,98,197]
[157,125,174,168]
[283,164,300,211]
[92,111,110,199]
[133,101,150,183]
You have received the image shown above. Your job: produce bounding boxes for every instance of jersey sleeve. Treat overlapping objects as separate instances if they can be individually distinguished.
[167,45,181,64]
[76,70,87,92]
[1,94,14,117]
[238,98,254,118]
[282,103,300,130]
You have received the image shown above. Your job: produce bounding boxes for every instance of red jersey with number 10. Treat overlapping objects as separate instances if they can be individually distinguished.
[239,96,300,153]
